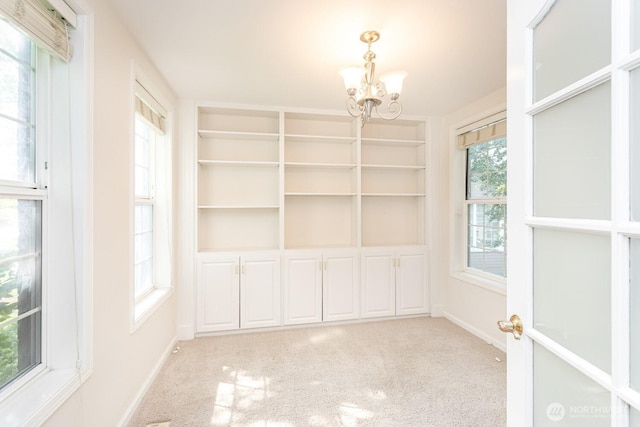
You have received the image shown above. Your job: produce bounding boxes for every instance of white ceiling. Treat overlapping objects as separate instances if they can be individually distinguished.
[107,0,506,117]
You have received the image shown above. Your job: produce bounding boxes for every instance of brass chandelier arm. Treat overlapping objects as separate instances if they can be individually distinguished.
[345,96,364,118]
[374,100,403,121]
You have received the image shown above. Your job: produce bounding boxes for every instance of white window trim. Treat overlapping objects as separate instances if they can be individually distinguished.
[0,0,94,425]
[450,105,507,293]
[130,62,173,333]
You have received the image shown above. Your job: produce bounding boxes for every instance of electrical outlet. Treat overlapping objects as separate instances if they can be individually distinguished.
[145,422,171,427]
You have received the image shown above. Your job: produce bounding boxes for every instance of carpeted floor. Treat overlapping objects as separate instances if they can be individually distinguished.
[129,317,506,427]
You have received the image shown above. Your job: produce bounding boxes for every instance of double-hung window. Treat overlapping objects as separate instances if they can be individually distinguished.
[458,116,507,278]
[134,114,156,299]
[0,1,91,423]
[0,18,41,391]
[132,79,172,327]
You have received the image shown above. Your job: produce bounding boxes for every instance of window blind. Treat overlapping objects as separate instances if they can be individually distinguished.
[0,0,74,62]
[135,81,166,135]
[458,114,507,150]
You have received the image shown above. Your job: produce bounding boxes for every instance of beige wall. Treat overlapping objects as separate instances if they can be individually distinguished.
[44,0,178,425]
[435,87,508,351]
[39,1,507,423]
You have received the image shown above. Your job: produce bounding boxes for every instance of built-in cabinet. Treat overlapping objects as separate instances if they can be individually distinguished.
[360,248,428,319]
[197,252,281,332]
[194,105,429,334]
[283,250,358,325]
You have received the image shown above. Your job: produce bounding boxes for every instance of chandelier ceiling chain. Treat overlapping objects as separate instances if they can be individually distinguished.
[340,30,407,127]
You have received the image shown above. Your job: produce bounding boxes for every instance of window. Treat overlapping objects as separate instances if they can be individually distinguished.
[0,17,43,393]
[458,116,507,278]
[0,1,91,423]
[135,116,155,299]
[132,78,172,327]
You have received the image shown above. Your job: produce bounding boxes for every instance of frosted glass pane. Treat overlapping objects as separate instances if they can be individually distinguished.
[534,228,611,373]
[634,0,640,51]
[534,344,610,426]
[632,407,640,426]
[533,0,610,101]
[534,82,611,220]
[631,68,640,221]
[631,239,640,392]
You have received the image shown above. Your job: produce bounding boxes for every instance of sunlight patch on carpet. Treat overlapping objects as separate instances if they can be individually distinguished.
[339,402,374,425]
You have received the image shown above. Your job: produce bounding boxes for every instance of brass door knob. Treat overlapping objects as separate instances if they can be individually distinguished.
[497,314,523,340]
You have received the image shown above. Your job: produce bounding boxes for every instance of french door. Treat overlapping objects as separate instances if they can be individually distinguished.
[506,0,640,425]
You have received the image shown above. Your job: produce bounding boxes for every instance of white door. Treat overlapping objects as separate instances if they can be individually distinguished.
[360,250,396,318]
[240,254,281,329]
[395,250,428,316]
[283,252,323,325]
[506,0,640,425]
[197,255,239,332]
[323,251,359,322]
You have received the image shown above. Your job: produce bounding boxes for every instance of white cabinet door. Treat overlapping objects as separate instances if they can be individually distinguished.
[323,252,358,322]
[240,254,281,329]
[395,251,428,315]
[361,251,396,318]
[361,248,428,318]
[283,253,322,325]
[197,255,240,332]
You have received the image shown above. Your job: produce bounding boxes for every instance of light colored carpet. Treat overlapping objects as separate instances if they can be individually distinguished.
[129,317,506,427]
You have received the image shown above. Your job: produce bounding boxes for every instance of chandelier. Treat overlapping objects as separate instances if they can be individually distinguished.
[340,30,407,127]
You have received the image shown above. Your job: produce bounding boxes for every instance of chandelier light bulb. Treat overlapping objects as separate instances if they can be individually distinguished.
[340,67,365,94]
[380,71,407,97]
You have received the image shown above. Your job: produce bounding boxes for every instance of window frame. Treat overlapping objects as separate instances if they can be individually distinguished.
[130,66,173,332]
[451,109,507,293]
[0,1,94,424]
[464,136,507,278]
[134,116,156,302]
[0,26,47,396]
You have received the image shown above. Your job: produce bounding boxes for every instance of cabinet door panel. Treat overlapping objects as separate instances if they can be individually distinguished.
[284,255,322,325]
[361,253,395,318]
[323,254,358,322]
[396,252,428,315]
[241,256,281,329]
[198,257,239,332]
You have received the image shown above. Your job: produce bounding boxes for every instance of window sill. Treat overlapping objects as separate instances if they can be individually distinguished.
[131,286,173,333]
[450,270,507,296]
[0,366,91,427]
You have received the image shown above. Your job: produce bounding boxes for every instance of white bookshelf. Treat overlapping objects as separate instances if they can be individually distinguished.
[197,107,280,251]
[283,113,358,249]
[193,105,429,333]
[360,119,427,247]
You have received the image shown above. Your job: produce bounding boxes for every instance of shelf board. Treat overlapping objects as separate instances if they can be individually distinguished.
[284,244,357,250]
[285,162,356,169]
[361,137,425,147]
[198,130,279,140]
[198,246,280,253]
[285,134,356,144]
[361,193,426,197]
[198,160,279,167]
[361,164,425,171]
[198,205,279,209]
[285,192,357,196]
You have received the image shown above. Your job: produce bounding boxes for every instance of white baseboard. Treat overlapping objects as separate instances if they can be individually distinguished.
[444,312,506,353]
[430,304,445,317]
[117,337,177,427]
[177,324,195,341]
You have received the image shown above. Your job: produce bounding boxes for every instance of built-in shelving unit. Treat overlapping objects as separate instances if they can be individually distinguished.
[283,113,358,249]
[360,120,427,247]
[194,104,430,334]
[197,108,280,252]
